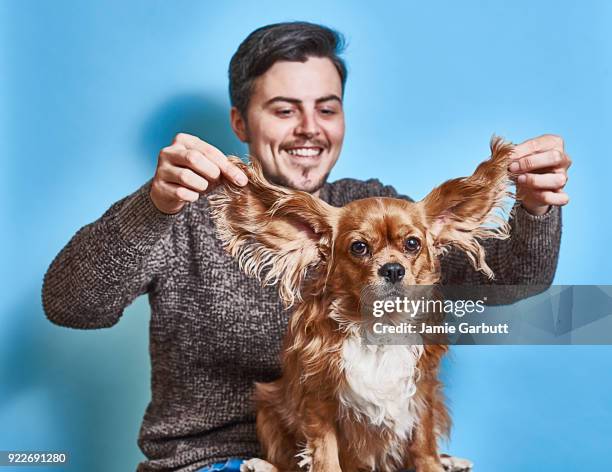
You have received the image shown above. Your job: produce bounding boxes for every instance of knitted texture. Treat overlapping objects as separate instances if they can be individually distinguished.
[42,177,561,471]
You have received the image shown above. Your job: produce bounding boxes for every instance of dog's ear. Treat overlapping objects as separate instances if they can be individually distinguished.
[208,157,338,307]
[420,136,515,278]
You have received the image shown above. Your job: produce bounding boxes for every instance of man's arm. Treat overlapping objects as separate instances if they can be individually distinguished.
[443,134,570,286]
[42,181,179,329]
[42,133,247,329]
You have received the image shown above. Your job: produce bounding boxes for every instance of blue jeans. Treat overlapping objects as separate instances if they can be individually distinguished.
[198,458,245,471]
[197,458,415,472]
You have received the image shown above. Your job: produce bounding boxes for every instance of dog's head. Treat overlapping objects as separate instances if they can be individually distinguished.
[209,137,514,309]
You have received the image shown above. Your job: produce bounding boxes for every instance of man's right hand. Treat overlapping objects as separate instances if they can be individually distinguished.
[150,133,249,215]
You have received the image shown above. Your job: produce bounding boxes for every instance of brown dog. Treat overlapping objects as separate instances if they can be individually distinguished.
[208,137,514,472]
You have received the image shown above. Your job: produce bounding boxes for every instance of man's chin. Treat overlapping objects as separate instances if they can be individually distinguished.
[267,171,329,194]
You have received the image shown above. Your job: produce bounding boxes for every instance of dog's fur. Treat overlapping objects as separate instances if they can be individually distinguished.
[208,137,514,472]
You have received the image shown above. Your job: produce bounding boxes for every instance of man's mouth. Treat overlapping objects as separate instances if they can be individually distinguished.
[283,147,324,158]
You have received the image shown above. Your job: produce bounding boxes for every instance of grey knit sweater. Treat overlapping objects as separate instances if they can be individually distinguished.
[42,177,561,471]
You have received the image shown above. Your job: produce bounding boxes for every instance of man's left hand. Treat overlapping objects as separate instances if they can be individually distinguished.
[509,134,571,216]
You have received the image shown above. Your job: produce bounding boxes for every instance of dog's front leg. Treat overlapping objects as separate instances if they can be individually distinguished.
[305,429,342,472]
[406,389,444,472]
[296,395,343,472]
[407,414,444,472]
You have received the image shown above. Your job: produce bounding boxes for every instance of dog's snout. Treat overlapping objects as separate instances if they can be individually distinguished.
[378,262,405,284]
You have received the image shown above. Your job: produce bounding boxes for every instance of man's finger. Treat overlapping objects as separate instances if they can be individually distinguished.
[174,133,248,186]
[513,134,564,158]
[162,166,210,193]
[167,148,223,183]
[528,190,570,206]
[509,150,569,173]
[203,152,249,186]
[517,172,567,190]
[158,180,200,203]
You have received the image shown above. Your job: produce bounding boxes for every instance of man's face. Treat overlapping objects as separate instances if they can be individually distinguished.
[232,56,345,194]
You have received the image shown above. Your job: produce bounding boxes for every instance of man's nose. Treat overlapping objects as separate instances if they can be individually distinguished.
[295,111,320,138]
[378,262,405,284]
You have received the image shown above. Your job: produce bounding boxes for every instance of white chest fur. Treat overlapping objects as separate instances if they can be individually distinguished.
[339,336,424,440]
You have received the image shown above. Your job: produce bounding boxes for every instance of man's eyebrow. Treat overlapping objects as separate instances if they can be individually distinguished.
[264,96,301,107]
[315,94,342,104]
[263,95,343,107]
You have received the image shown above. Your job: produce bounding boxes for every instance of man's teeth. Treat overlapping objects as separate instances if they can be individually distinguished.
[285,148,322,157]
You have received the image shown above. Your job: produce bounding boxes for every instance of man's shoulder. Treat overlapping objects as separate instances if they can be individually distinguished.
[320,177,412,207]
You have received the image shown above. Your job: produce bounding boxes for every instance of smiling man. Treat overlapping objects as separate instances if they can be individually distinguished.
[42,22,570,472]
[230,56,344,194]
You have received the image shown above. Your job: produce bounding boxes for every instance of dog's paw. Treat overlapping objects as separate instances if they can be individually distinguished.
[439,453,473,472]
[240,458,279,472]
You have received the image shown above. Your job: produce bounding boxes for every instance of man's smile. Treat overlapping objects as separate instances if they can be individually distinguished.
[284,146,324,158]
[282,146,326,165]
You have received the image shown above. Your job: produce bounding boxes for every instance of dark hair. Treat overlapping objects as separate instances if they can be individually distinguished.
[229,21,347,118]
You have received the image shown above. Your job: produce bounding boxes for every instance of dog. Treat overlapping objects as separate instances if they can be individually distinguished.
[208,137,514,472]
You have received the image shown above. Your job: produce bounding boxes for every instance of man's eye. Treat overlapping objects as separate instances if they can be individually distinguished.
[276,109,295,117]
[350,241,369,257]
[404,237,421,253]
[319,108,336,115]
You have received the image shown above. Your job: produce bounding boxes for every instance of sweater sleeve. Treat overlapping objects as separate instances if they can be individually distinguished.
[42,180,180,329]
[440,203,562,286]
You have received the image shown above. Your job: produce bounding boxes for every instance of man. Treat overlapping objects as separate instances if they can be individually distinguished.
[42,22,570,472]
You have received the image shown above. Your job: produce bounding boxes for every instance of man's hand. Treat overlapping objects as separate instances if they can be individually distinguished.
[150,133,248,215]
[509,134,571,216]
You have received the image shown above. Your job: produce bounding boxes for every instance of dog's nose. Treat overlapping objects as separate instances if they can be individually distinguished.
[378,262,405,284]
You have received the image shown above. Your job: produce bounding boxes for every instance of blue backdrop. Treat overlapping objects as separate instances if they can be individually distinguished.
[2,1,611,470]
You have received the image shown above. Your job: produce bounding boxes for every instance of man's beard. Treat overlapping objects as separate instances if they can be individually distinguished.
[265,168,331,194]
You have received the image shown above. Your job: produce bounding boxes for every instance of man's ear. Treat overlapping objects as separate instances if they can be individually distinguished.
[230,107,249,142]
[420,136,515,278]
[208,157,338,307]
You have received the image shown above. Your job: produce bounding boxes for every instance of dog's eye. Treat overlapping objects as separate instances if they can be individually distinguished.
[350,241,369,257]
[404,237,421,252]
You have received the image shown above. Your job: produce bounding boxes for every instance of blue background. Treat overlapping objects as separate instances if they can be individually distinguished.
[2,0,611,470]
